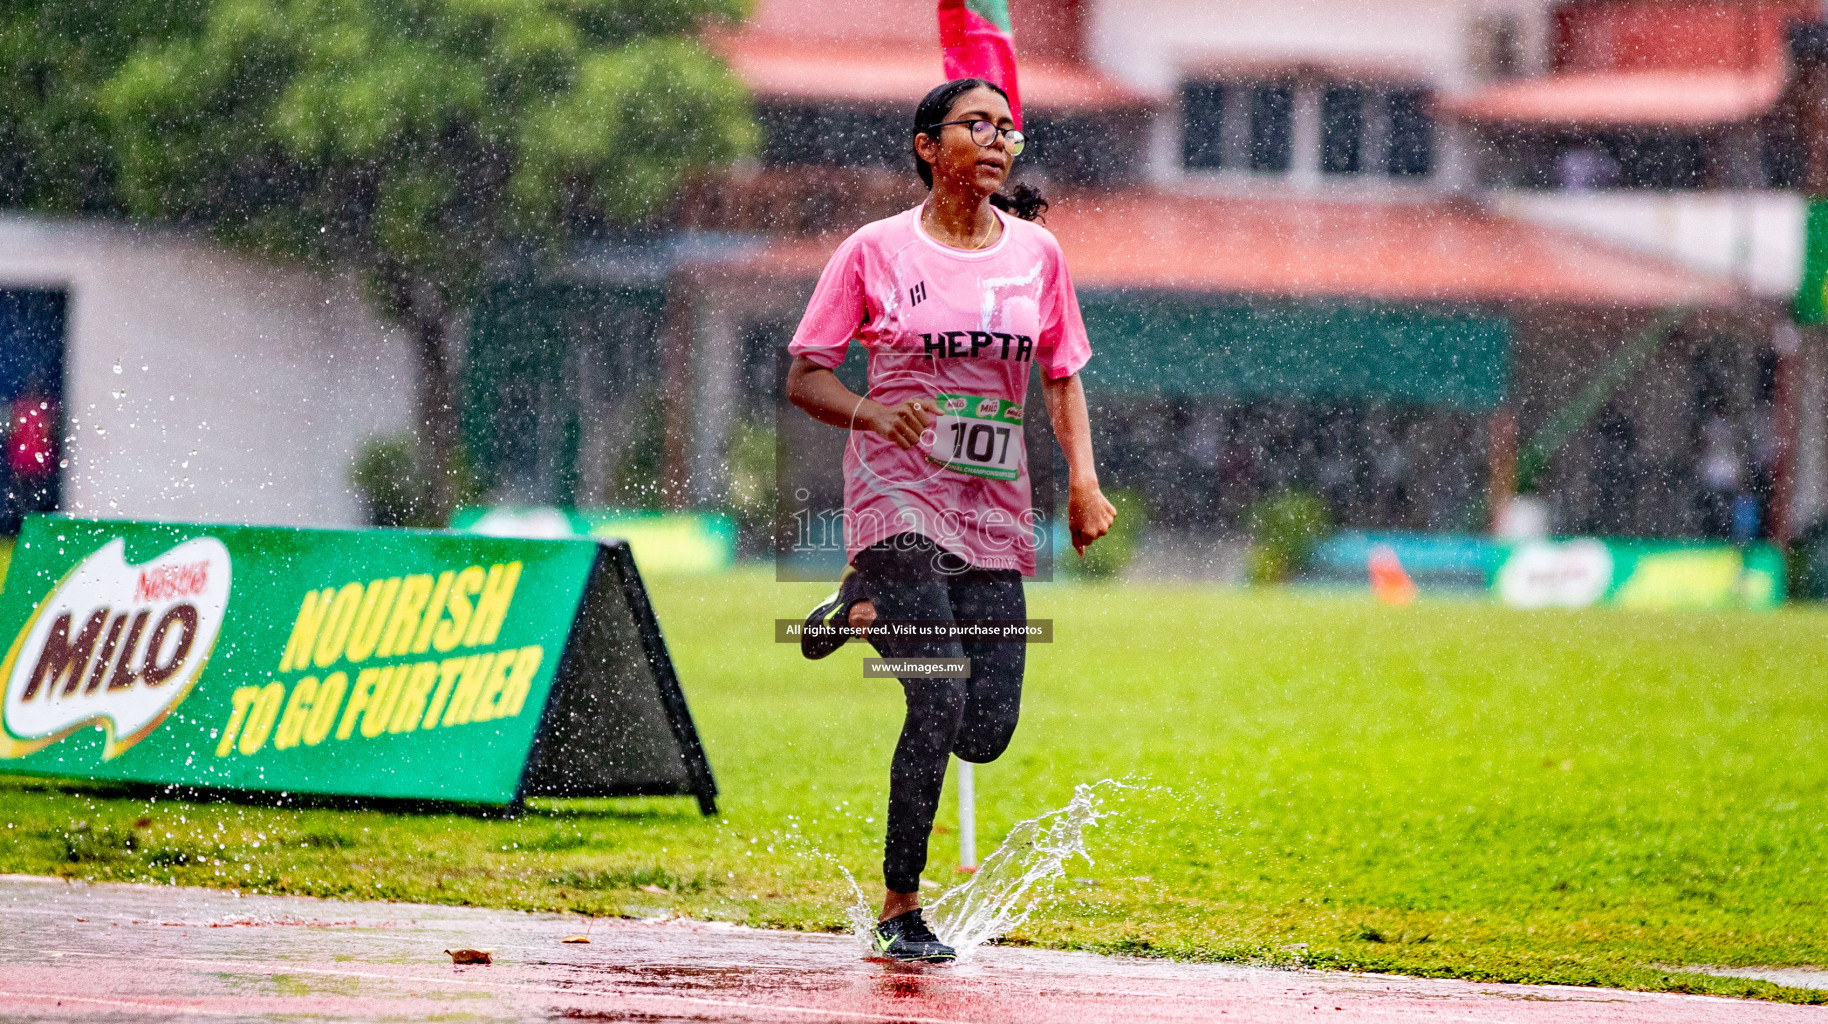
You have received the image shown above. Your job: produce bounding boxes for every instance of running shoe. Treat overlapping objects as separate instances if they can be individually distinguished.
[801,567,869,660]
[871,908,956,963]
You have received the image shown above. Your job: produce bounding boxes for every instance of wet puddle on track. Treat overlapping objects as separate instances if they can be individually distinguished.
[0,875,1815,1023]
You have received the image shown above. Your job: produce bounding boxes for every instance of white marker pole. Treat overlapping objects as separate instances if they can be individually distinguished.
[957,758,977,870]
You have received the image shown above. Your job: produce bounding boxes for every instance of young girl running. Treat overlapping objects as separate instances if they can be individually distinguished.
[785,78,1115,963]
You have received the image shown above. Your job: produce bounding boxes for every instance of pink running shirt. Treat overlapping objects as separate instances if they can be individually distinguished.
[788,204,1093,576]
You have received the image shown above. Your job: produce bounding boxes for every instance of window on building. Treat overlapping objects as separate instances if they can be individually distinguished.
[0,289,65,535]
[1182,81,1227,169]
[1023,111,1148,186]
[1613,134,1704,188]
[1762,115,1805,189]
[1386,90,1433,177]
[1249,85,1294,172]
[757,100,1144,187]
[1181,78,1434,182]
[758,102,907,168]
[1556,144,1621,188]
[1490,131,1749,190]
[1321,87,1363,174]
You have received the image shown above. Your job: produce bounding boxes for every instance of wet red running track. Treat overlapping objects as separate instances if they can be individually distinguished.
[0,875,1817,1023]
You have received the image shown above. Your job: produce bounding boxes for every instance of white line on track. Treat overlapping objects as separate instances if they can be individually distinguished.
[0,989,250,1017]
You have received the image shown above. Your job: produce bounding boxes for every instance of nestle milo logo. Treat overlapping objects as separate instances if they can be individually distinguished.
[0,537,231,759]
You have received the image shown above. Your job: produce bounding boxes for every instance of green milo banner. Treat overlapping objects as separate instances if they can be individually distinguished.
[0,516,716,811]
[1491,538,1785,611]
[1797,198,1828,325]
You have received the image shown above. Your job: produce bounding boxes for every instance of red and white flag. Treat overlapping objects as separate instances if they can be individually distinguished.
[938,0,1022,127]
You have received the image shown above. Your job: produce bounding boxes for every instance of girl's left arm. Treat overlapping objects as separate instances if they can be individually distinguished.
[1042,372,1116,555]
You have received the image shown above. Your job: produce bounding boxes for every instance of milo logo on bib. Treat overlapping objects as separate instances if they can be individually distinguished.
[0,537,231,759]
[927,392,1024,482]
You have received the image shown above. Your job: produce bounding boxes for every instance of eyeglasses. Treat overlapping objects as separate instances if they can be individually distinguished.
[930,119,1026,156]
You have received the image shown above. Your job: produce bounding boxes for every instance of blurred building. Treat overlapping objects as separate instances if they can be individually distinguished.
[544,0,1818,554]
[9,0,1822,551]
[0,215,415,529]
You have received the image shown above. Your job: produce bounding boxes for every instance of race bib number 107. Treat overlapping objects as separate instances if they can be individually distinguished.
[927,393,1023,481]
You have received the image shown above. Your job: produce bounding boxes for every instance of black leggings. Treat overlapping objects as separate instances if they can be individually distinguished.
[853,534,1025,894]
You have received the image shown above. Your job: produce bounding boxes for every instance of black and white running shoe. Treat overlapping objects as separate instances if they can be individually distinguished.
[871,908,956,963]
[801,567,870,660]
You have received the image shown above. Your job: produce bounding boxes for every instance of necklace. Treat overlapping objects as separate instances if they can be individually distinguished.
[961,217,996,249]
[923,202,997,250]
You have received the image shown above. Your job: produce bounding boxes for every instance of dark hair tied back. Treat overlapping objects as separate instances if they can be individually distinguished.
[913,78,1048,223]
[989,183,1048,222]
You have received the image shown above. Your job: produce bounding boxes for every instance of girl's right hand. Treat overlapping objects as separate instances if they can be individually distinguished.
[863,398,937,450]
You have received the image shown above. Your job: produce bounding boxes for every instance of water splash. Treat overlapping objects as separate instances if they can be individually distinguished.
[783,843,880,954]
[812,778,1129,957]
[832,861,881,952]
[925,779,1123,958]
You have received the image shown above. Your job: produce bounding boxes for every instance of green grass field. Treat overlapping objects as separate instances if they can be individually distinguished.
[2,570,1824,1002]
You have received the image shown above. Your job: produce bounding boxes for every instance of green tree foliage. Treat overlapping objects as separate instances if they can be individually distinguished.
[1,1,205,211]
[1,0,757,519]
[1247,488,1331,584]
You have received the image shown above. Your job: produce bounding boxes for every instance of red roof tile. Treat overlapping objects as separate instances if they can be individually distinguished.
[712,32,1149,110]
[1444,69,1785,127]
[727,193,1735,306]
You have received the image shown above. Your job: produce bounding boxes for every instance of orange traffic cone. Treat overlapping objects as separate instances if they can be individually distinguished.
[1368,544,1418,606]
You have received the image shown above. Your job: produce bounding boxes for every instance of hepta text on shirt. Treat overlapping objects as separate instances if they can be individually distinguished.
[920,331,1035,360]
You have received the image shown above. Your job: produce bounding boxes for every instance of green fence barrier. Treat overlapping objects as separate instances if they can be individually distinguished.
[1490,538,1784,611]
[0,517,715,812]
[452,507,736,574]
[1313,531,1786,611]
